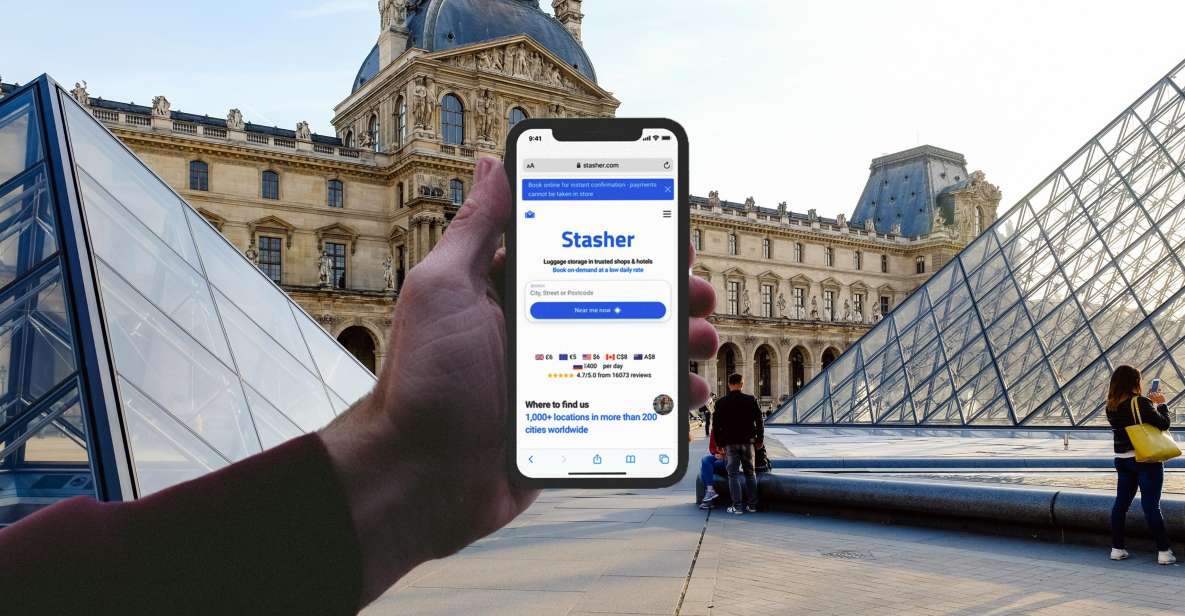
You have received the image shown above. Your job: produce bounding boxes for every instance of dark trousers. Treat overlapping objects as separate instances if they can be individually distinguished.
[1111,457,1171,551]
[725,444,758,507]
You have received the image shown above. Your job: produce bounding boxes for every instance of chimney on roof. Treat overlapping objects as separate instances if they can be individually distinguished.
[552,0,584,42]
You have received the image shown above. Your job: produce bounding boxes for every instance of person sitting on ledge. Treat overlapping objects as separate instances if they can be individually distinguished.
[0,157,720,615]
[698,427,727,509]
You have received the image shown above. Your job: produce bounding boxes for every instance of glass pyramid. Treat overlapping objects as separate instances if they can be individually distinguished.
[0,77,375,524]
[770,58,1185,429]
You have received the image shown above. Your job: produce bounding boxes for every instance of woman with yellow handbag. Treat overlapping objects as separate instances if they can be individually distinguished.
[1105,365,1179,565]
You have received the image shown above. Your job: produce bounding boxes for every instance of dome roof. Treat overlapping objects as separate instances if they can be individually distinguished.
[352,0,596,93]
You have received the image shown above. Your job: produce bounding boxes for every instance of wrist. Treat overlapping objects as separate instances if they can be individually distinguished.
[318,392,437,605]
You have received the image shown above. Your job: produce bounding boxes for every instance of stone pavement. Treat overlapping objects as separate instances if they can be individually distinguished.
[363,439,1183,615]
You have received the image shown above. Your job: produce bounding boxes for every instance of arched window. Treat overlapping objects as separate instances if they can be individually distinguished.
[261,170,279,200]
[327,179,344,208]
[915,256,926,274]
[396,96,407,148]
[450,178,464,205]
[509,106,528,130]
[441,94,464,145]
[188,160,209,191]
[368,114,380,152]
[343,130,354,149]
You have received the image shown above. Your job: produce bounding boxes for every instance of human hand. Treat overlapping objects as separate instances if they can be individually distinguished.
[321,157,718,605]
[1149,391,1167,405]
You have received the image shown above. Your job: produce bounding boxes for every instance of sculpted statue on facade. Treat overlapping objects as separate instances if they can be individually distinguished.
[864,218,875,232]
[226,108,245,131]
[549,103,566,118]
[318,250,333,287]
[932,206,944,231]
[808,208,818,223]
[379,0,407,30]
[741,288,752,315]
[477,47,504,72]
[547,64,564,88]
[411,77,435,130]
[383,255,396,290]
[71,81,89,107]
[296,121,311,141]
[244,241,258,265]
[810,296,819,320]
[707,190,720,209]
[777,292,787,318]
[744,197,755,211]
[777,201,787,218]
[475,89,496,142]
[890,223,902,235]
[151,95,170,118]
[835,213,846,228]
[842,300,851,322]
[527,51,544,81]
[872,301,882,323]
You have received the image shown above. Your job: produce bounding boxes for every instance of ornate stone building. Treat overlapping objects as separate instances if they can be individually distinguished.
[8,0,615,372]
[1,2,999,394]
[693,145,1001,410]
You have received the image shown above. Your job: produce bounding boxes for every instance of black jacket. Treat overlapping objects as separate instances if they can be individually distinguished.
[712,390,763,446]
[1105,395,1172,454]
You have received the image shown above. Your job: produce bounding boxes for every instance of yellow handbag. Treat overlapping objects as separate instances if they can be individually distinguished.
[1126,397,1182,463]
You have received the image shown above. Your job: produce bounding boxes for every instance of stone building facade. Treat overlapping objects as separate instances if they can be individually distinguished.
[1,2,1000,395]
[694,146,1002,410]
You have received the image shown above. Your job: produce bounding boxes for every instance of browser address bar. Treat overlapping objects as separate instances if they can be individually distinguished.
[524,158,673,173]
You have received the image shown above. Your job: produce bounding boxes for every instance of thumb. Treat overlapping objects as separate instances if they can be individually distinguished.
[431,157,511,279]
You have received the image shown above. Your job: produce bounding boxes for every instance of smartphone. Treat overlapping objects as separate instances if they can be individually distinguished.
[505,118,689,488]
[1150,378,1161,394]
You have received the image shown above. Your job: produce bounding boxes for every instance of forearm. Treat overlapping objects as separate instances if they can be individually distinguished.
[0,433,362,615]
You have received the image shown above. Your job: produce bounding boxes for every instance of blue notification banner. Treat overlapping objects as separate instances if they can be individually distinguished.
[522,179,674,201]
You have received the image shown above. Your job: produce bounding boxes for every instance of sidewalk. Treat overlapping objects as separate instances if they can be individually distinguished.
[363,440,1182,615]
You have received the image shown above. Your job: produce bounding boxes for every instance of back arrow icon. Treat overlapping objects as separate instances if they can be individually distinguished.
[528,455,535,463]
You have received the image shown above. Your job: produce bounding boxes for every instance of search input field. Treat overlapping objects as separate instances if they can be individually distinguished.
[525,280,672,321]
[524,158,673,173]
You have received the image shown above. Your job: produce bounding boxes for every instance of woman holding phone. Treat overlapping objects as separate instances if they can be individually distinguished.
[1104,365,1176,564]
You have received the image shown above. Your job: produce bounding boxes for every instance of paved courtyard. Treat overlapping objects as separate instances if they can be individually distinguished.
[364,439,1182,615]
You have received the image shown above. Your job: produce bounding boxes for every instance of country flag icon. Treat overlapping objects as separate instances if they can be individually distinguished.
[534,354,544,360]
[559,354,569,360]
[582,354,592,360]
[633,354,644,360]
[573,364,584,370]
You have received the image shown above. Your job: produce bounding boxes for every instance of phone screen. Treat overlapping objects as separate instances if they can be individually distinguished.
[509,121,685,484]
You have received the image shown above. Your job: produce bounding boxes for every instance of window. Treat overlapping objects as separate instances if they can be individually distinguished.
[692,229,702,251]
[327,179,344,208]
[368,114,380,152]
[915,255,926,274]
[509,107,528,130]
[188,160,208,191]
[344,130,354,149]
[792,287,805,318]
[728,233,737,255]
[760,284,774,318]
[762,238,771,259]
[824,246,834,267]
[975,206,985,235]
[441,94,464,145]
[879,295,891,316]
[397,181,404,208]
[326,241,347,289]
[727,280,740,315]
[823,290,835,321]
[881,254,888,273]
[258,236,282,284]
[396,97,407,148]
[794,242,803,263]
[261,170,279,200]
[853,292,865,320]
[854,250,862,270]
[450,178,464,205]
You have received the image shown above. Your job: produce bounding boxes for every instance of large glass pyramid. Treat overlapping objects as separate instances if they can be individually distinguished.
[0,77,375,524]
[770,58,1185,429]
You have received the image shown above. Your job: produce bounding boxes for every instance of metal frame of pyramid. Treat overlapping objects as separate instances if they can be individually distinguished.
[0,76,376,525]
[769,58,1185,429]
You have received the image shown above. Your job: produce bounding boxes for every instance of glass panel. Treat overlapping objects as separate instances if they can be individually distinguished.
[0,263,77,411]
[0,167,57,292]
[892,290,924,332]
[986,301,1032,356]
[1152,289,1185,349]
[98,261,260,462]
[242,383,302,450]
[79,170,232,365]
[1006,362,1057,419]
[293,305,376,404]
[1035,298,1086,352]
[1107,322,1164,369]
[185,208,315,371]
[1129,255,1185,317]
[977,277,1021,328]
[1047,327,1103,385]
[62,100,199,266]
[1061,360,1111,423]
[1021,393,1072,426]
[1075,264,1130,319]
[213,289,334,431]
[0,91,42,186]
[1090,291,1143,350]
[952,336,990,390]
[996,332,1044,388]
[120,376,228,497]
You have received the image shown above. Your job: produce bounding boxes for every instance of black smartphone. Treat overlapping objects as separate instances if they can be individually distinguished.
[505,118,689,488]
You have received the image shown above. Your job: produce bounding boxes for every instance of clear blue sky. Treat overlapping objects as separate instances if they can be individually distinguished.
[4,0,1185,219]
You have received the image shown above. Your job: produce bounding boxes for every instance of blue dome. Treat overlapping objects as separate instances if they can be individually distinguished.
[353,0,596,93]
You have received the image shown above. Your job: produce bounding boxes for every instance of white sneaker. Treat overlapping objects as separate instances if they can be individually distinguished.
[1110,548,1129,561]
[726,505,744,515]
[1158,550,1176,565]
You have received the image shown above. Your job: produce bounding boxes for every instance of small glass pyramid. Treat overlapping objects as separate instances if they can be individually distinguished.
[0,77,375,524]
[770,58,1185,428]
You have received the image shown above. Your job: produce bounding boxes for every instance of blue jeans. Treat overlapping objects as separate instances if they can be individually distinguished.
[700,454,726,494]
[725,444,758,507]
[1112,457,1170,551]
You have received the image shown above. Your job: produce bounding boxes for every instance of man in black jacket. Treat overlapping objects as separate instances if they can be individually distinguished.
[712,373,763,514]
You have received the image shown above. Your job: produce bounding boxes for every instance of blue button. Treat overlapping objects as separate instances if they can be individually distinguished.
[530,301,667,320]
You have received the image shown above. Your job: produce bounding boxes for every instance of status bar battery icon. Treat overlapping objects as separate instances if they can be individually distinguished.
[661,136,671,140]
